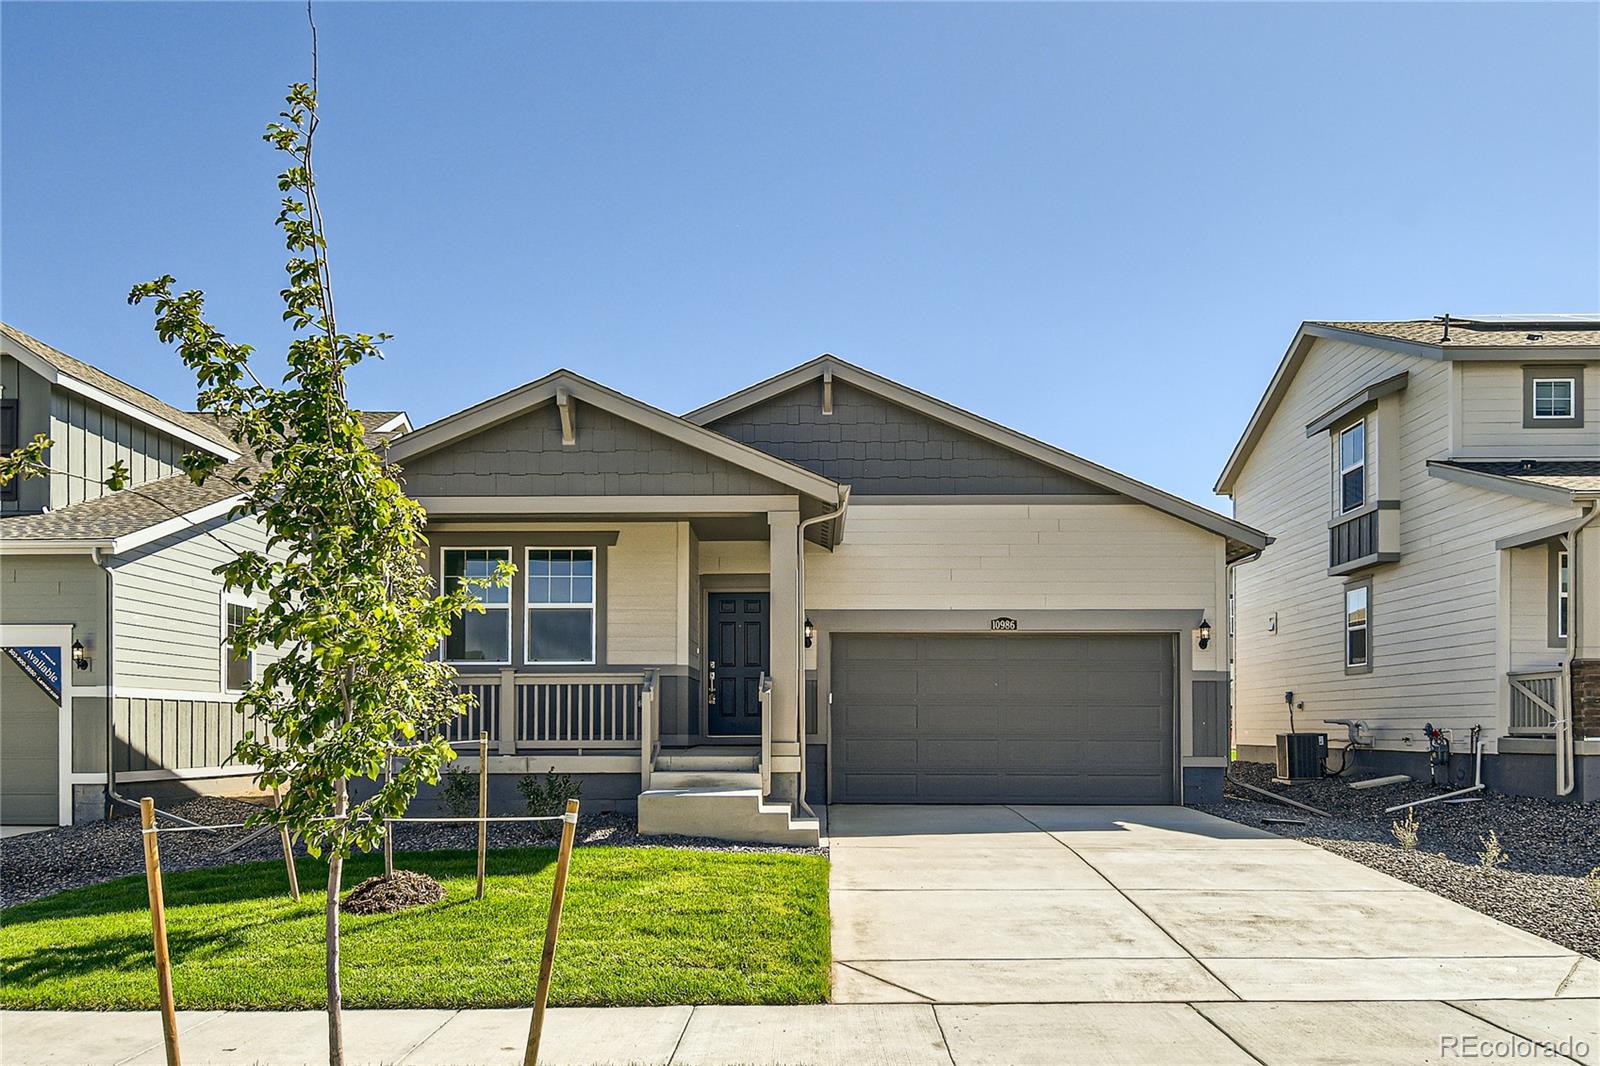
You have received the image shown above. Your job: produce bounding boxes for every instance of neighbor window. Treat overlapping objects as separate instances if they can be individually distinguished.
[442,547,512,663]
[223,599,254,692]
[526,548,596,664]
[0,399,18,502]
[1557,550,1570,641]
[1532,378,1575,420]
[1344,584,1370,671]
[1338,420,1366,514]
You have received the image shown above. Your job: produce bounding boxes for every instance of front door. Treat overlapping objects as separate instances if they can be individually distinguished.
[706,593,769,737]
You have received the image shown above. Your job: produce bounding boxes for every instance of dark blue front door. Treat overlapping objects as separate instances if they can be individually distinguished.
[706,593,769,737]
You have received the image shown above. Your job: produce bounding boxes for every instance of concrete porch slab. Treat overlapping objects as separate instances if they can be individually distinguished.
[842,958,1237,1004]
[1450,999,1600,1065]
[1129,888,1575,959]
[399,1006,692,1066]
[1204,956,1599,1002]
[831,887,1186,961]
[1074,839,1416,891]
[0,1010,226,1066]
[1196,1000,1563,1066]
[830,843,1109,891]
[123,1009,454,1066]
[826,804,1053,848]
[670,1004,950,1066]
[936,1003,1259,1066]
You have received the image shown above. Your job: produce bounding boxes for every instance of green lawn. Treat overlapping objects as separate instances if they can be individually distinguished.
[0,847,830,1010]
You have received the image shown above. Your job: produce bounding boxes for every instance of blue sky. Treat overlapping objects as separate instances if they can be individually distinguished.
[3,2,1596,507]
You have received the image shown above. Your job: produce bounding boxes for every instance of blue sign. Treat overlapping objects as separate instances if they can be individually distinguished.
[4,645,62,704]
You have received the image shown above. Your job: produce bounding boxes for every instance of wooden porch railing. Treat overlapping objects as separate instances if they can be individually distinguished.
[446,670,657,756]
[1508,669,1562,736]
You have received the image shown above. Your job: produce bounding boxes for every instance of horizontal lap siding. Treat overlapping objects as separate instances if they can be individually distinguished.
[606,524,679,665]
[1456,361,1599,460]
[1231,340,1577,754]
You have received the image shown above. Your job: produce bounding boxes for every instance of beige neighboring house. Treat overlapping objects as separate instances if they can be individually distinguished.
[0,322,409,826]
[1217,316,1600,800]
[385,356,1265,844]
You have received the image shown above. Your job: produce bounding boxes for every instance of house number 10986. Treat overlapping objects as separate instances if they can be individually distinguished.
[989,617,1019,631]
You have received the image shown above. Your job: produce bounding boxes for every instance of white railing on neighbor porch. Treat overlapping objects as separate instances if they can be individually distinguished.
[1508,669,1562,736]
[444,670,656,756]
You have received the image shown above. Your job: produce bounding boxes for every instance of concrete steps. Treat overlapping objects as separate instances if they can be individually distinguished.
[637,785,820,846]
[649,770,762,790]
[654,748,760,773]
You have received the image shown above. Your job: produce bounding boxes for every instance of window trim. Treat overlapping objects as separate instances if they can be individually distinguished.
[524,546,597,666]
[1343,578,1372,675]
[1337,419,1367,516]
[1521,364,1585,429]
[440,545,514,666]
[220,592,257,693]
[1549,546,1570,647]
[1530,377,1576,420]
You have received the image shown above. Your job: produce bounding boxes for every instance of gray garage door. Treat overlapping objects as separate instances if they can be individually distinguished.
[2,656,60,825]
[830,633,1175,804]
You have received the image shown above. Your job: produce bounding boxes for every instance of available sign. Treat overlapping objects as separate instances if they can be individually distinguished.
[3,645,63,704]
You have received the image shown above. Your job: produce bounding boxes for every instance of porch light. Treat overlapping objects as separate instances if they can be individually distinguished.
[71,639,90,671]
[1197,619,1212,651]
[804,618,815,649]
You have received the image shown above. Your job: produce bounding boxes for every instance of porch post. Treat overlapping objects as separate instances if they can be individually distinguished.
[767,507,802,802]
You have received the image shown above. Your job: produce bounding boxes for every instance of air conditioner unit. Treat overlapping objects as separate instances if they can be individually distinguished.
[1274,732,1327,784]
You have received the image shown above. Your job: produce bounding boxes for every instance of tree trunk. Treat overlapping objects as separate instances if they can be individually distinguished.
[326,780,348,1066]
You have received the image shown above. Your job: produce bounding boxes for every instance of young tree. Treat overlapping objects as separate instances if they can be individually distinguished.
[128,77,505,1065]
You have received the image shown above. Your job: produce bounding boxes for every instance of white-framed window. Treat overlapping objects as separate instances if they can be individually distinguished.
[221,593,255,692]
[1338,420,1366,514]
[1532,378,1576,420]
[1344,583,1370,672]
[526,547,596,664]
[442,547,512,664]
[1557,550,1569,640]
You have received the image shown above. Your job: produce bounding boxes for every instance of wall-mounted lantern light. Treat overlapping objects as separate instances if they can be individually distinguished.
[1197,619,1212,651]
[804,618,816,649]
[71,639,91,671]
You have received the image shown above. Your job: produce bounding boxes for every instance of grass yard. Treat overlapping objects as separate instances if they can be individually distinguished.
[0,847,830,1010]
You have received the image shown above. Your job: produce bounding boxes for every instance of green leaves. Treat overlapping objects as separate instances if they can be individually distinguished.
[0,432,52,490]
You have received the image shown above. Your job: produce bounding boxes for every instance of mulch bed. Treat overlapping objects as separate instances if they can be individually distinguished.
[340,870,445,915]
[1195,762,1600,959]
[0,796,823,909]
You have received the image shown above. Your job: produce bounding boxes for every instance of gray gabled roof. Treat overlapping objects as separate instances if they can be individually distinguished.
[688,354,1269,560]
[1,322,239,457]
[1427,460,1600,503]
[0,461,249,549]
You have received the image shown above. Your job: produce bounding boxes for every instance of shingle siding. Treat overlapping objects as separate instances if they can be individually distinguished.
[707,380,1108,495]
[400,400,790,497]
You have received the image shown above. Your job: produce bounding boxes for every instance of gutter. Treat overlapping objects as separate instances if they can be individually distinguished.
[793,486,851,820]
[91,546,116,818]
[1556,503,1598,797]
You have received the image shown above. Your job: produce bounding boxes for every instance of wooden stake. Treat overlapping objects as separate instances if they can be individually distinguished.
[273,786,300,901]
[383,757,395,879]
[476,730,489,900]
[140,797,182,1066]
[523,797,579,1066]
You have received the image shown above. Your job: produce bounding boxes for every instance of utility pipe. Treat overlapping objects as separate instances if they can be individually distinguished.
[1386,739,1483,814]
[1223,769,1331,817]
[793,486,850,820]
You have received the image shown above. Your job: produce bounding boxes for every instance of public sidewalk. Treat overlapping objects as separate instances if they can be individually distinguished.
[5,1001,1598,1066]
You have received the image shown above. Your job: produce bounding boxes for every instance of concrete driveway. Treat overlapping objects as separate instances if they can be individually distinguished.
[828,804,1599,1008]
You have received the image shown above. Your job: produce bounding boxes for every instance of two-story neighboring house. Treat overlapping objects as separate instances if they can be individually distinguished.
[1217,316,1600,801]
[0,322,409,826]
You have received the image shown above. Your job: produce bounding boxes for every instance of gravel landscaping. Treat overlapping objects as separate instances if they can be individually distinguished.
[1196,761,1600,959]
[0,795,823,909]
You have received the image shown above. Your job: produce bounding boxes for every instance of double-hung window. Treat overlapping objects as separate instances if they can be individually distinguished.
[526,548,595,664]
[1344,584,1370,672]
[1338,421,1366,514]
[223,597,255,692]
[1557,550,1570,641]
[443,547,512,663]
[0,399,18,502]
[1532,378,1576,420]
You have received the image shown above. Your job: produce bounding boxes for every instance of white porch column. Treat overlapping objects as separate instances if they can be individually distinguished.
[767,507,802,801]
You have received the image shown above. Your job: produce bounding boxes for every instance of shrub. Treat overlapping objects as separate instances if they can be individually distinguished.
[1390,808,1421,850]
[438,767,478,818]
[1587,865,1600,908]
[518,768,582,835]
[1477,830,1510,874]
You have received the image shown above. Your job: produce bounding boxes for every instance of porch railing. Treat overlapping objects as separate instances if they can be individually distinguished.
[1508,669,1562,736]
[445,670,656,755]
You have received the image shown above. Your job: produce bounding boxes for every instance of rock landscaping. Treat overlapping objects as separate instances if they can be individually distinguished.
[0,795,823,909]
[1197,761,1600,959]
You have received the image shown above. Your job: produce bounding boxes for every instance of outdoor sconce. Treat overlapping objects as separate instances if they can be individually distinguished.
[71,639,91,671]
[804,618,816,649]
[1197,619,1212,651]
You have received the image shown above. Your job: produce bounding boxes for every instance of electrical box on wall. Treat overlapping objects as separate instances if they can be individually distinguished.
[1266,612,1278,634]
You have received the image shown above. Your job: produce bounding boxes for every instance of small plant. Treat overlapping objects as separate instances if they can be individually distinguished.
[1586,865,1600,908]
[1391,808,1421,850]
[438,767,478,818]
[1477,829,1510,874]
[518,767,582,835]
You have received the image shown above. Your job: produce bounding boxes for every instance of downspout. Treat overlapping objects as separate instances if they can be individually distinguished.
[92,546,116,818]
[794,486,850,819]
[1556,502,1598,797]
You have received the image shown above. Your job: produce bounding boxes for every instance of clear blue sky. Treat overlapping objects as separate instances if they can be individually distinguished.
[4,2,1596,507]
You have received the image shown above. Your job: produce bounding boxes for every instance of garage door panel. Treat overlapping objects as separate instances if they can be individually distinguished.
[831,633,1174,804]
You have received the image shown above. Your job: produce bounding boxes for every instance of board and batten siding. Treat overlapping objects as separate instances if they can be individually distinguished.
[1,353,55,513]
[1454,360,1600,459]
[1231,338,1579,755]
